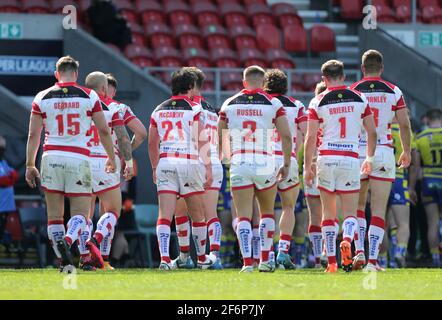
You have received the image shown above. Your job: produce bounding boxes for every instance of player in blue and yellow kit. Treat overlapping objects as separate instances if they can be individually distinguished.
[384,121,417,268]
[410,109,442,267]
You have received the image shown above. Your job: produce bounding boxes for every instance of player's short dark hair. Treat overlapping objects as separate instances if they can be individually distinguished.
[263,69,288,95]
[426,108,442,121]
[171,68,197,96]
[183,67,205,89]
[362,49,383,74]
[315,81,327,96]
[56,55,79,73]
[106,73,117,89]
[321,60,344,80]
[243,65,265,82]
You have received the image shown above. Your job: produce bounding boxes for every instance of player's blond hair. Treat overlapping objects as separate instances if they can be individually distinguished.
[85,71,108,92]
[243,65,265,87]
[315,81,327,96]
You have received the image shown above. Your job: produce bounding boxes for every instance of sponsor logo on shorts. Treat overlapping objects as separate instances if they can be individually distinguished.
[49,163,65,169]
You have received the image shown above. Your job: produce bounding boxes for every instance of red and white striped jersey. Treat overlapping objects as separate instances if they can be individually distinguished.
[308,85,372,158]
[87,96,124,157]
[31,82,102,159]
[351,77,406,147]
[150,96,202,161]
[270,94,306,158]
[219,88,286,158]
[194,96,220,163]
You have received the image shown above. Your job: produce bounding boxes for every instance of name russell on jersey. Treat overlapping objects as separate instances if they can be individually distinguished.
[237,109,263,116]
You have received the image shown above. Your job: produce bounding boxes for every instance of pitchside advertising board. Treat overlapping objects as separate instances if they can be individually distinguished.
[0,22,62,96]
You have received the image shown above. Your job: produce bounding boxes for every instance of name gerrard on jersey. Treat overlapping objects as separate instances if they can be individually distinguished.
[54,101,80,110]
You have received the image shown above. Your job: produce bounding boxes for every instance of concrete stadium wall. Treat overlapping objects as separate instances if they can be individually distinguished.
[64,28,171,204]
[359,26,442,119]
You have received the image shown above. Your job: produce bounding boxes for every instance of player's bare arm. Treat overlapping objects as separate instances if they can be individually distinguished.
[361,114,377,175]
[196,114,213,189]
[396,108,412,169]
[408,149,421,205]
[303,119,319,187]
[127,117,147,151]
[114,124,134,181]
[217,117,229,162]
[275,114,292,181]
[25,112,43,188]
[148,124,160,184]
[92,110,116,173]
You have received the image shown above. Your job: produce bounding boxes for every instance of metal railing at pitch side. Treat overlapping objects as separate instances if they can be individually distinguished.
[143,67,362,107]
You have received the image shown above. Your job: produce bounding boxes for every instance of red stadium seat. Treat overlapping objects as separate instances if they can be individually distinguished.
[419,0,439,9]
[145,23,175,49]
[50,0,77,13]
[239,48,267,68]
[291,73,305,92]
[374,4,397,22]
[203,25,232,50]
[338,0,363,20]
[215,0,241,4]
[265,48,295,69]
[164,1,193,26]
[303,73,322,91]
[220,3,249,26]
[272,3,303,28]
[125,44,154,68]
[126,22,146,46]
[310,25,336,53]
[136,1,165,25]
[0,0,20,13]
[256,24,282,51]
[243,0,267,5]
[396,5,411,22]
[188,0,213,4]
[371,0,389,5]
[201,72,215,91]
[229,25,257,50]
[422,5,442,23]
[210,48,240,68]
[183,48,211,67]
[114,0,138,23]
[246,3,275,28]
[284,25,307,53]
[76,0,91,13]
[154,46,182,83]
[392,0,411,8]
[22,0,50,13]
[193,2,222,27]
[174,24,204,49]
[221,72,243,91]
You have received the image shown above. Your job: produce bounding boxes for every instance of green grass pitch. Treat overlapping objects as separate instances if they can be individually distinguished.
[1,268,441,300]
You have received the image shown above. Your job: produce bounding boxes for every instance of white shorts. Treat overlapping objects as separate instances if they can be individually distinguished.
[156,158,205,198]
[359,146,396,182]
[230,155,278,192]
[317,155,361,194]
[91,156,121,195]
[304,177,320,198]
[206,161,224,191]
[275,157,300,192]
[40,152,92,196]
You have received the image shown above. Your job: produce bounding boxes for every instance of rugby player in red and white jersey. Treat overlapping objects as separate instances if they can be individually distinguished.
[306,81,327,269]
[173,67,224,270]
[75,72,134,271]
[262,69,307,270]
[351,50,412,272]
[106,74,148,151]
[218,66,292,273]
[148,68,214,270]
[304,60,377,273]
[25,56,116,270]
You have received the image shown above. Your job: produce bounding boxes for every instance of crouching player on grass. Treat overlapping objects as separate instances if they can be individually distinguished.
[148,68,214,270]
